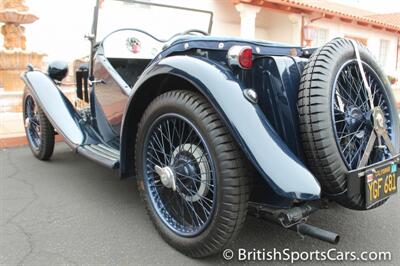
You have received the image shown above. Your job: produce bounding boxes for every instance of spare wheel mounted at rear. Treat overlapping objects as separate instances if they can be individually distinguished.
[298,38,400,210]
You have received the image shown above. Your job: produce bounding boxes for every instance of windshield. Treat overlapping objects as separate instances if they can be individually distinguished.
[97,0,212,41]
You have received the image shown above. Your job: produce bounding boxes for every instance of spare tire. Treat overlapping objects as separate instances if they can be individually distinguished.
[298,38,399,210]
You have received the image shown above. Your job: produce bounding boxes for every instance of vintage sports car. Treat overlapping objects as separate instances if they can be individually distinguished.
[21,0,399,258]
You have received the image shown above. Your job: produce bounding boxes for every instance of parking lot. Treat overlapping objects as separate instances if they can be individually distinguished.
[1,143,399,265]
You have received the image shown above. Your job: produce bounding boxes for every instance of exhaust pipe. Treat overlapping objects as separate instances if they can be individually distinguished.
[248,202,340,244]
[296,223,340,244]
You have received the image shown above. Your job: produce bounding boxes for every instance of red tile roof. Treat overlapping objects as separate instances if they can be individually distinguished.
[237,0,400,33]
[366,12,400,27]
[282,0,375,17]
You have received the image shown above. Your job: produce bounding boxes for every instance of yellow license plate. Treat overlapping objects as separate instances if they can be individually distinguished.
[365,163,398,208]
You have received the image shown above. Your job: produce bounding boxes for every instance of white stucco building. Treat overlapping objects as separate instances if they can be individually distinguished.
[178,0,400,75]
[245,1,400,76]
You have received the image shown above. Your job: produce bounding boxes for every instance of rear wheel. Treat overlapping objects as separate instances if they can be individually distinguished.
[298,38,399,209]
[135,90,250,257]
[23,89,55,160]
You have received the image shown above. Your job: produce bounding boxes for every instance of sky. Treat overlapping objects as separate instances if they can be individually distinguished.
[1,0,400,62]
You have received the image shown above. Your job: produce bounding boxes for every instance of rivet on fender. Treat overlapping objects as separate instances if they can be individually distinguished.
[243,88,258,104]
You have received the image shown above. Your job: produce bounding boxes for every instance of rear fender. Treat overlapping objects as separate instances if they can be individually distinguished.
[121,56,321,201]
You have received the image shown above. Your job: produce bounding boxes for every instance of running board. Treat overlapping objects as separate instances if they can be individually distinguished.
[77,144,120,169]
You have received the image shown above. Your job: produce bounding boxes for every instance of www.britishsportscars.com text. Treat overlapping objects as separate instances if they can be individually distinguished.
[222,248,392,263]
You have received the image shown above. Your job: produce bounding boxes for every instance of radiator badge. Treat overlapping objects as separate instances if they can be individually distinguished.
[126,37,141,54]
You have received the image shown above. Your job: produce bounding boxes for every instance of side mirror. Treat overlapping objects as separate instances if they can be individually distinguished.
[48,60,69,82]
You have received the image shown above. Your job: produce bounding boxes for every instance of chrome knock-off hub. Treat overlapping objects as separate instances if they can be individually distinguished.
[345,107,366,138]
[154,165,177,191]
[372,107,387,136]
[24,117,30,128]
[171,144,211,203]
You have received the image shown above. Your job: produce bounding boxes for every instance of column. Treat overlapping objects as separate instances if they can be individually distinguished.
[288,14,302,45]
[235,3,261,39]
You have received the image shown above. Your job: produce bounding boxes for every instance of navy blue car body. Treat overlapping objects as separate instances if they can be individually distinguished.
[23,34,322,207]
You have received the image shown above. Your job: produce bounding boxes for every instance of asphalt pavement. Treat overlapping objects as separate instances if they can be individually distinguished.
[1,143,399,265]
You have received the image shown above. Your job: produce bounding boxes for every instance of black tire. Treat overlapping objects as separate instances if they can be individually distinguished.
[23,89,55,160]
[135,90,250,257]
[298,38,400,210]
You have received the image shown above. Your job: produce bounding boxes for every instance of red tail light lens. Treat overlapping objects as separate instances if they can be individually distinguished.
[227,46,253,69]
[238,47,253,69]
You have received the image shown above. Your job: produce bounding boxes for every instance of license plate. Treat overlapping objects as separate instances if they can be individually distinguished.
[365,162,398,208]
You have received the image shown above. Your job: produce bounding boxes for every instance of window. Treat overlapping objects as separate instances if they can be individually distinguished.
[304,26,328,47]
[313,28,329,47]
[379,39,390,66]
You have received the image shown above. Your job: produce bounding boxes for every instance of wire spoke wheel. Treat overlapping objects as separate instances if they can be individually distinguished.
[332,60,394,170]
[22,89,55,160]
[299,38,399,209]
[24,95,42,150]
[136,90,250,257]
[144,114,216,236]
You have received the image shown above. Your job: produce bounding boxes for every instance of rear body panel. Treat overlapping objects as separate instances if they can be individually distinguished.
[242,56,307,160]
[155,37,307,159]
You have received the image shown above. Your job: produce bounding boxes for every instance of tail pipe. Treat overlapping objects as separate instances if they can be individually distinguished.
[248,201,340,245]
[295,223,340,244]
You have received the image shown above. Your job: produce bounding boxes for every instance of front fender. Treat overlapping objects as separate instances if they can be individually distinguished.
[122,56,321,200]
[21,70,95,148]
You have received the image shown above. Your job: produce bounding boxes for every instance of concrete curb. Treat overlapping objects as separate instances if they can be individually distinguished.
[0,135,64,149]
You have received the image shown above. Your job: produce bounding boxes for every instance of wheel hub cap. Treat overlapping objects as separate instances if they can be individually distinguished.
[372,107,387,136]
[154,165,176,191]
[24,117,30,128]
[171,144,211,203]
[346,107,364,128]
[345,107,366,138]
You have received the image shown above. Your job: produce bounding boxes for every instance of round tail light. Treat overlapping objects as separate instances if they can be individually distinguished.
[227,46,253,69]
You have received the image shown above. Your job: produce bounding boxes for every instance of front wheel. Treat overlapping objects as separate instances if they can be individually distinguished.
[135,90,250,257]
[23,89,55,160]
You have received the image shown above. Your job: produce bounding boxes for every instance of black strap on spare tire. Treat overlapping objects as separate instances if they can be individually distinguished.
[349,39,396,168]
